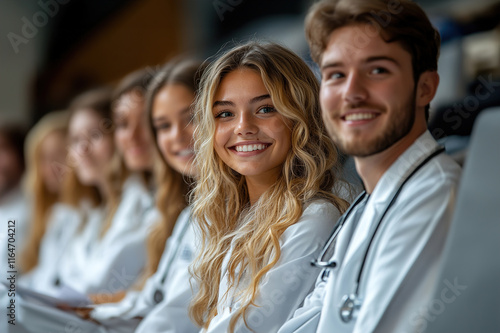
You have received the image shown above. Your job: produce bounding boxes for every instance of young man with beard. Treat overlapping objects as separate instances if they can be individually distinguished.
[279,0,462,332]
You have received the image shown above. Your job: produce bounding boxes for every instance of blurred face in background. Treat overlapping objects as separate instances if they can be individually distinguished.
[0,134,23,197]
[113,90,155,172]
[39,130,67,195]
[151,84,196,177]
[68,109,115,187]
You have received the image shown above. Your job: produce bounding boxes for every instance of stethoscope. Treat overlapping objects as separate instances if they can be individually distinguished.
[311,147,445,323]
[153,213,192,304]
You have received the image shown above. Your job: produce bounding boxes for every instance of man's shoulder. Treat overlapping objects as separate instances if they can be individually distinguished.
[418,152,462,186]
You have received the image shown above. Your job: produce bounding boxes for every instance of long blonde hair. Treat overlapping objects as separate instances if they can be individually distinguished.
[21,111,69,272]
[142,59,205,277]
[190,41,349,331]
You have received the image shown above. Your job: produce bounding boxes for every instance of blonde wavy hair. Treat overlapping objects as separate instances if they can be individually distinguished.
[190,41,349,331]
[20,111,69,272]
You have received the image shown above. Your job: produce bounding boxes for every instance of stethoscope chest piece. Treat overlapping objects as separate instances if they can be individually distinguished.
[340,294,361,323]
[154,289,164,304]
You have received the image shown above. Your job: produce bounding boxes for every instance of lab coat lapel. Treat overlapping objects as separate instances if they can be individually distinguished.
[341,131,439,269]
[331,131,440,332]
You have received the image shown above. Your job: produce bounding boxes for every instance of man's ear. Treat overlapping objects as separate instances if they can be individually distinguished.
[416,71,439,107]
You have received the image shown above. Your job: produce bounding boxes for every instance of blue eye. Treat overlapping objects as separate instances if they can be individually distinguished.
[323,71,344,81]
[215,111,233,118]
[331,72,344,79]
[258,106,276,114]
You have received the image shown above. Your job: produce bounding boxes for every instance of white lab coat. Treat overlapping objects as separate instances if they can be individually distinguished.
[15,206,198,333]
[0,185,29,278]
[279,131,462,333]
[0,185,29,333]
[19,201,95,295]
[93,206,200,333]
[203,200,341,333]
[56,174,157,295]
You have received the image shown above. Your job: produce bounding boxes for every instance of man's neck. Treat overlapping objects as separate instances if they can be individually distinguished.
[355,129,426,194]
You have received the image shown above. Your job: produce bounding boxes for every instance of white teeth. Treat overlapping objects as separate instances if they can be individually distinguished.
[178,149,194,157]
[235,144,267,152]
[345,113,376,121]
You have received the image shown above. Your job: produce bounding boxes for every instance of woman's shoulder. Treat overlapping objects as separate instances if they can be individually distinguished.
[278,199,339,257]
[118,174,155,213]
[281,199,340,239]
[301,198,341,222]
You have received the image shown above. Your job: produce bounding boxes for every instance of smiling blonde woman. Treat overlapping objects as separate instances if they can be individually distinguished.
[190,41,349,333]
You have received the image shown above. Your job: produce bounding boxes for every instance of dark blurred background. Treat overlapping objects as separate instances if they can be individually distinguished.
[1,0,499,139]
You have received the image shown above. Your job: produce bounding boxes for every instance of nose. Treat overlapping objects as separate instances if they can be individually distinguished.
[343,71,368,105]
[235,112,258,136]
[126,121,142,143]
[169,122,187,145]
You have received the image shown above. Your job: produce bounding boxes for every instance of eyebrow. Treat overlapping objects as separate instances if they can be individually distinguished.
[321,56,401,71]
[212,94,271,108]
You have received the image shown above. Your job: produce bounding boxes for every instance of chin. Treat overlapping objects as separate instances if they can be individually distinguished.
[128,162,152,172]
[77,173,99,186]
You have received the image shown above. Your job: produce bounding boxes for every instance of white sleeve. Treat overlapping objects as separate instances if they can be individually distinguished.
[277,278,326,333]
[206,201,340,333]
[74,201,158,294]
[90,290,141,321]
[134,217,200,333]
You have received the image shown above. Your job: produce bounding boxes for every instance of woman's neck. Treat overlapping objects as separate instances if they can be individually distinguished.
[245,172,279,205]
[96,179,113,205]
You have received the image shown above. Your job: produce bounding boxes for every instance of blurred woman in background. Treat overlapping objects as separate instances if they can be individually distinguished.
[19,59,204,333]
[19,110,70,286]
[88,58,204,333]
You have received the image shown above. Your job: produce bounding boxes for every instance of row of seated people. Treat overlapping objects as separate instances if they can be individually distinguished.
[0,0,467,332]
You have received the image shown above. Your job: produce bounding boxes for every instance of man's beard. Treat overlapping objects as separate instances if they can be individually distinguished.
[329,92,416,157]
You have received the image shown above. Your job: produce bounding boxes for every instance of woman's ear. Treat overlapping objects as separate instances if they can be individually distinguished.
[416,70,439,108]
